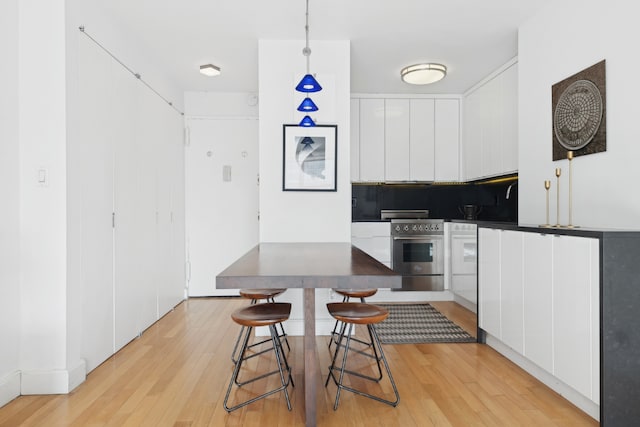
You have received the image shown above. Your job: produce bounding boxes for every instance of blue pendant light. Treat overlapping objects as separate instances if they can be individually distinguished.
[295,0,320,127]
[297,97,319,112]
[296,75,322,93]
[299,116,315,127]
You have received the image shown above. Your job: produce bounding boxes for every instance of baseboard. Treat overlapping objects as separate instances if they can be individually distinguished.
[485,334,599,421]
[21,359,86,395]
[0,371,21,407]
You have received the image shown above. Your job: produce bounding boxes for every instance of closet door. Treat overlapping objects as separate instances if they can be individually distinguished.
[113,72,143,352]
[77,35,115,372]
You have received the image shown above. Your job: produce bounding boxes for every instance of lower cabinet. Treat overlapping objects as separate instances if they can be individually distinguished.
[479,228,599,407]
[351,222,390,267]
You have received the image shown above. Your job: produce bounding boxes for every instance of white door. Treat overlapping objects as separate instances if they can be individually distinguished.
[185,118,259,296]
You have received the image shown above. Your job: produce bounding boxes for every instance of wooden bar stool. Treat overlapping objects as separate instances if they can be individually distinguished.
[230,288,290,363]
[325,302,400,410]
[224,302,294,412]
[329,289,378,362]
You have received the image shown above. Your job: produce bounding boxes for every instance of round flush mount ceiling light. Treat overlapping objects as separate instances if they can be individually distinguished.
[400,63,447,85]
[199,64,221,77]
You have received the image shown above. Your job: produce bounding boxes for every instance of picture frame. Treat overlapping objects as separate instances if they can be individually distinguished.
[282,124,338,191]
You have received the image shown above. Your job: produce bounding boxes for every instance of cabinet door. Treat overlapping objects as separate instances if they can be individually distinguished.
[410,99,435,181]
[522,233,553,373]
[481,76,502,177]
[500,230,524,353]
[501,63,518,173]
[552,235,598,400]
[478,228,501,337]
[434,99,460,181]
[359,99,385,182]
[462,90,482,181]
[350,99,360,181]
[384,99,410,181]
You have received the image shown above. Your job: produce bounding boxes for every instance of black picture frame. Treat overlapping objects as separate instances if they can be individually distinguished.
[282,124,338,191]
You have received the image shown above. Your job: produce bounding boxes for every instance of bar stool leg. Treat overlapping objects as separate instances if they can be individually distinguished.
[326,322,399,409]
[224,324,293,412]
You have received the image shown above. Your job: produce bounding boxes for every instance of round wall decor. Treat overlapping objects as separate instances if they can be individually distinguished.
[553,79,603,150]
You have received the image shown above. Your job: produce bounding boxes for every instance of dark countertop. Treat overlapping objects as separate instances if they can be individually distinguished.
[468,220,640,238]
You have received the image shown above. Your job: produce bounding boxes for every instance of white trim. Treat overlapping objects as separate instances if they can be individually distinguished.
[463,56,518,96]
[485,333,599,421]
[351,93,463,100]
[21,359,86,395]
[0,371,21,407]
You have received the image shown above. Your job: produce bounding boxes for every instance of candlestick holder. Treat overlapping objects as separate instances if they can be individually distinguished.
[555,168,561,227]
[566,151,578,228]
[540,180,551,227]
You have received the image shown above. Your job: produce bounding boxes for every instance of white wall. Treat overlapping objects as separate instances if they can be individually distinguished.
[257,40,351,334]
[518,0,640,229]
[0,0,186,400]
[258,40,351,243]
[0,0,21,407]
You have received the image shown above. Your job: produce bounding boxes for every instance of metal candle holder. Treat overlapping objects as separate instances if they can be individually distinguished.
[540,180,551,227]
[555,168,561,227]
[566,151,578,228]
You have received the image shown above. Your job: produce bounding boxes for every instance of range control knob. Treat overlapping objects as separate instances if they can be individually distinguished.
[395,225,401,232]
[403,225,409,232]
[412,225,418,231]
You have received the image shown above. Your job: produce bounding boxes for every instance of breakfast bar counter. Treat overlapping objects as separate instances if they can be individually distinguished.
[216,242,401,427]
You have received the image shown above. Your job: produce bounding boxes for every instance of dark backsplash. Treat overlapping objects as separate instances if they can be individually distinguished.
[352,180,518,222]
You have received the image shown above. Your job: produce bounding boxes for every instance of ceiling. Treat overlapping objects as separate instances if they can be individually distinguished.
[97,0,553,95]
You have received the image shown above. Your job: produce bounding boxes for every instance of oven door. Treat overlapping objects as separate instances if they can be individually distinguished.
[451,235,477,276]
[392,235,444,276]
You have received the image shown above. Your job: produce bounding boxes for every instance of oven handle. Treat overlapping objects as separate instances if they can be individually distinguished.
[393,235,443,240]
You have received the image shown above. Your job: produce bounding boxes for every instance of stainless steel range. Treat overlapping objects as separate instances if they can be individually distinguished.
[390,218,445,291]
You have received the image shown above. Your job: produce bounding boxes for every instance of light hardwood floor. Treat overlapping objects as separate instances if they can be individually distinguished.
[0,298,597,426]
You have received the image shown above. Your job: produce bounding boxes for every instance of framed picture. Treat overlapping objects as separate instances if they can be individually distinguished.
[282,124,337,191]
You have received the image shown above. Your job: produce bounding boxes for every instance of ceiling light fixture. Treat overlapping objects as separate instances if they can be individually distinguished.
[295,0,321,127]
[199,64,221,77]
[400,63,447,85]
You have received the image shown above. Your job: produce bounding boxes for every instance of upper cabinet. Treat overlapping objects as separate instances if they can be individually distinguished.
[351,97,459,183]
[462,62,518,181]
[358,98,385,182]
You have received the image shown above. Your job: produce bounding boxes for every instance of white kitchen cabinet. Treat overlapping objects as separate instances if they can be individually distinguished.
[462,62,518,181]
[478,228,501,338]
[350,99,360,182]
[351,222,390,267]
[351,97,459,182]
[384,99,410,181]
[478,226,600,407]
[552,234,599,401]
[501,63,518,173]
[410,99,435,181]
[434,99,460,181]
[500,230,524,353]
[522,232,553,373]
[462,90,482,180]
[358,98,385,182]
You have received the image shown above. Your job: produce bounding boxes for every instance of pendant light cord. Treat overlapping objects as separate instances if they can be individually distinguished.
[303,0,311,74]
[78,26,184,116]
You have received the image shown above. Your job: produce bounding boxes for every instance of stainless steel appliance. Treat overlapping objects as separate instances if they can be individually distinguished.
[450,222,477,312]
[390,219,444,291]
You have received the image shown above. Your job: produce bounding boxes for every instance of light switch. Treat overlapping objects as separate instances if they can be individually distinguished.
[37,169,47,184]
[223,165,232,182]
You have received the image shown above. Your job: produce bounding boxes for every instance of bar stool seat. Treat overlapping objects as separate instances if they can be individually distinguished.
[325,302,400,410]
[224,302,294,412]
[231,289,290,363]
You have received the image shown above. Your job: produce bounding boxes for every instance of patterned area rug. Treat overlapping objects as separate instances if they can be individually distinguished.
[374,303,476,344]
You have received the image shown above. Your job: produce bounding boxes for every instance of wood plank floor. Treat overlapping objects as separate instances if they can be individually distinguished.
[0,298,597,427]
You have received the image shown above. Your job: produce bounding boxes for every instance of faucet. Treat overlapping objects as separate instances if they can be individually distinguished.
[506,182,518,199]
